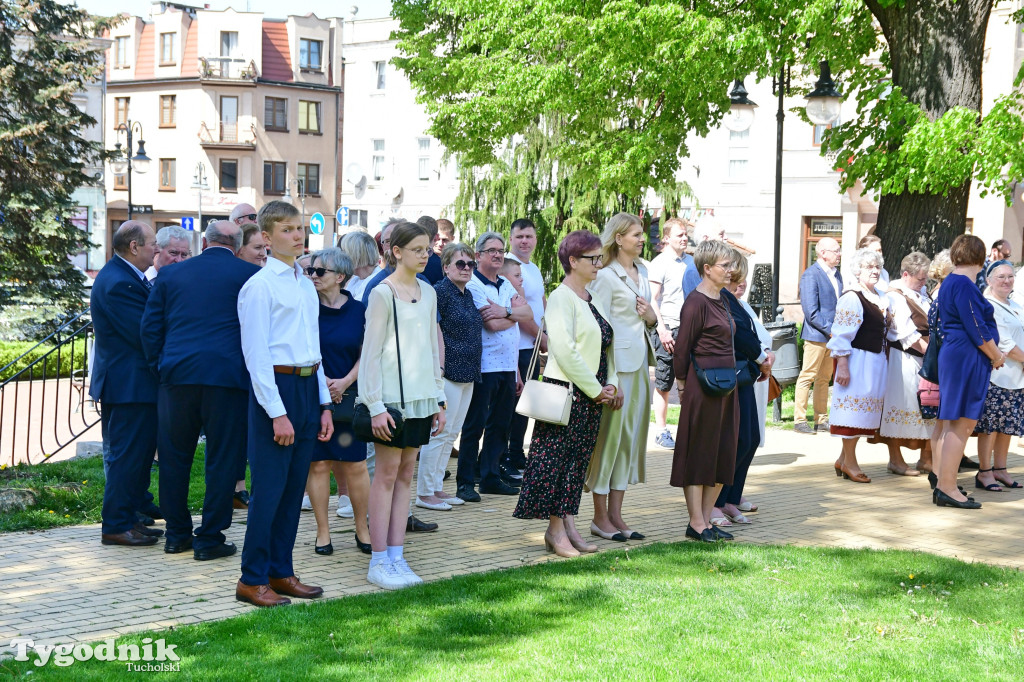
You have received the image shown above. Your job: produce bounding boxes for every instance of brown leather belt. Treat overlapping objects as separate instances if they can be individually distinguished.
[273,363,320,377]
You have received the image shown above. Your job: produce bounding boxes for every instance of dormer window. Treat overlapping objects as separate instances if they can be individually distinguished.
[299,38,322,70]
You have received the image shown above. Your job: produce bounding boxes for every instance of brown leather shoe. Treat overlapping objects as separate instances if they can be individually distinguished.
[268,576,324,599]
[235,581,291,607]
[101,529,159,546]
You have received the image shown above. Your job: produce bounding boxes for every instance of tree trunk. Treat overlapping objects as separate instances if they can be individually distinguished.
[864,0,994,260]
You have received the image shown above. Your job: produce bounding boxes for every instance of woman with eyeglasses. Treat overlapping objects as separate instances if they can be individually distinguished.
[514,230,619,558]
[669,240,740,543]
[415,243,483,510]
[827,248,892,484]
[306,248,370,556]
[357,221,446,589]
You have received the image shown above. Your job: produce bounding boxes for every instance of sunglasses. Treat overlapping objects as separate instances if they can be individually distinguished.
[236,214,258,223]
[305,267,338,277]
[453,259,477,270]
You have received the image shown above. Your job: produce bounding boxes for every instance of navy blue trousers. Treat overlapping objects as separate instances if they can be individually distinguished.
[157,384,248,551]
[505,348,538,470]
[717,384,760,507]
[240,372,318,586]
[457,370,516,489]
[101,402,158,534]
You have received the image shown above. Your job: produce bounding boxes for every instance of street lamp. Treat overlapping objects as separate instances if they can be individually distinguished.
[108,121,151,220]
[282,178,307,226]
[723,79,757,133]
[805,60,843,126]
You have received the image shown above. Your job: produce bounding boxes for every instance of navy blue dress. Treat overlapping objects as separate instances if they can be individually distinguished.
[937,274,999,421]
[314,294,368,462]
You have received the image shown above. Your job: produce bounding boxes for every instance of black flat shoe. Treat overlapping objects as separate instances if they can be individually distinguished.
[934,488,982,509]
[355,537,372,554]
[315,541,334,556]
[959,457,981,471]
[685,524,702,541]
[164,537,194,554]
[928,472,968,494]
[699,528,717,543]
[133,522,164,537]
[194,541,237,561]
[407,515,438,532]
[711,526,734,541]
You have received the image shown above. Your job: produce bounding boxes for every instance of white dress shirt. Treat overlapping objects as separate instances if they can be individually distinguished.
[466,270,520,373]
[238,256,330,418]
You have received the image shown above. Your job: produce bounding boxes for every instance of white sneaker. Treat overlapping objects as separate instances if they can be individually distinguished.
[300,494,312,511]
[392,558,423,585]
[336,493,354,519]
[366,560,409,590]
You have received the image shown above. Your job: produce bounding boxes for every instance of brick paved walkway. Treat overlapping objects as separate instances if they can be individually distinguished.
[2,427,1022,650]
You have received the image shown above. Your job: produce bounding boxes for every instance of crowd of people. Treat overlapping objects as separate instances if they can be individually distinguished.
[88,202,1023,606]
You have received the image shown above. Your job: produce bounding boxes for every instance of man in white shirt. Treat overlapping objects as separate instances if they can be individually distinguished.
[647,217,693,449]
[504,218,546,473]
[236,200,334,607]
[456,232,533,501]
[144,225,190,281]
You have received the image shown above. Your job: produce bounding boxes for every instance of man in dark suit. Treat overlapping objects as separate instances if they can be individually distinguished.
[795,237,844,435]
[91,221,161,546]
[141,220,260,560]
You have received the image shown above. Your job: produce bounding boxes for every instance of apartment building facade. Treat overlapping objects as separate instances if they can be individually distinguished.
[102,3,344,259]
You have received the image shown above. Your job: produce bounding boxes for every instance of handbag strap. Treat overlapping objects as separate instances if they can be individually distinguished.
[526,317,546,380]
[384,282,406,409]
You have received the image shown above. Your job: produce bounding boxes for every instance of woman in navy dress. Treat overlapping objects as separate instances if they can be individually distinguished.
[934,235,1004,509]
[308,248,370,553]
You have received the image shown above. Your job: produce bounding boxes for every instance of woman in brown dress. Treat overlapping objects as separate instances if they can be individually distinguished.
[671,239,740,543]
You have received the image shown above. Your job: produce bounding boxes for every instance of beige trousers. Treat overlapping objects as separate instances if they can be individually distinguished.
[794,340,833,425]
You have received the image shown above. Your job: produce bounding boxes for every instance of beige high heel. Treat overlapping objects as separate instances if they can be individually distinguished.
[567,535,598,553]
[544,532,581,558]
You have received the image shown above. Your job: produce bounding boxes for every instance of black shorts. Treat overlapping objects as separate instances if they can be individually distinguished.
[650,326,679,392]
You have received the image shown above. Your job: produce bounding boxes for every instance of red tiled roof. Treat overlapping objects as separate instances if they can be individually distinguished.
[181,19,198,77]
[261,21,292,82]
[135,24,154,79]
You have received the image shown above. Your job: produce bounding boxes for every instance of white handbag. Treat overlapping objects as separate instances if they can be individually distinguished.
[515,318,573,426]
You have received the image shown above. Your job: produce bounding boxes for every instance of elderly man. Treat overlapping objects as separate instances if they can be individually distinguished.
[794,237,844,435]
[456,232,533,501]
[230,203,259,227]
[91,221,162,547]
[145,225,190,281]
[141,221,260,559]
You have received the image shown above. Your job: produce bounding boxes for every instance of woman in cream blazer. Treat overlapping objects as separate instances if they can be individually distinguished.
[514,230,620,558]
[585,213,657,542]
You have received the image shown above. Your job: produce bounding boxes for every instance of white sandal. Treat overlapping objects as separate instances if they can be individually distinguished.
[725,512,752,524]
[710,516,732,527]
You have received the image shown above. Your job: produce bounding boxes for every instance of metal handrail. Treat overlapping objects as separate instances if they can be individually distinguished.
[0,307,91,379]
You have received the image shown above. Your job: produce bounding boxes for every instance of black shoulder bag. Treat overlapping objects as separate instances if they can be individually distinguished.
[918,305,942,384]
[691,297,739,397]
[352,287,406,444]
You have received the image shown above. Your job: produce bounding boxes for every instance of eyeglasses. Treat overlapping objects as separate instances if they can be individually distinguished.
[402,246,430,257]
[305,267,338,277]
[479,248,504,257]
[577,254,603,266]
[453,259,477,270]
[713,261,735,271]
[235,214,258,223]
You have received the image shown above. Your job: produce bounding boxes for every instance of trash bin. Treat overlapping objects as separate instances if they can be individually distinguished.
[764,320,799,385]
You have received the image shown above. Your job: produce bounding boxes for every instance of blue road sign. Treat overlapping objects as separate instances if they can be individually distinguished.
[181,216,195,231]
[336,207,349,227]
[309,212,325,235]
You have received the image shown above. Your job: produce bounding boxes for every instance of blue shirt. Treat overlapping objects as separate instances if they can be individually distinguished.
[680,253,700,296]
[434,277,483,383]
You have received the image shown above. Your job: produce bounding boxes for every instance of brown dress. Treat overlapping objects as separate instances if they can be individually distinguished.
[670,290,740,487]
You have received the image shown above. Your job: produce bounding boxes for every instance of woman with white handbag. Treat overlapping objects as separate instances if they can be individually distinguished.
[513,230,620,558]
[585,213,657,542]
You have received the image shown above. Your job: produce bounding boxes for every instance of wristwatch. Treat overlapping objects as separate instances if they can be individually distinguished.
[320,403,332,412]
[505,305,513,318]
[438,401,447,410]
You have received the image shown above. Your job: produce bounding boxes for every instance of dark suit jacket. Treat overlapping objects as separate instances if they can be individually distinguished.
[140,247,260,390]
[89,255,158,404]
[799,261,844,343]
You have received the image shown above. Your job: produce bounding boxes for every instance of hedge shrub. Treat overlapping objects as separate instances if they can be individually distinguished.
[0,340,88,382]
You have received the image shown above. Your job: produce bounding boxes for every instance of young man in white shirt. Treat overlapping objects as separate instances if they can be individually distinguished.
[456,232,533,501]
[647,217,693,449]
[505,218,546,474]
[236,201,334,607]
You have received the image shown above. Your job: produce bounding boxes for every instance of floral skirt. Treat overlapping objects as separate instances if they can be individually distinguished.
[975,385,1024,436]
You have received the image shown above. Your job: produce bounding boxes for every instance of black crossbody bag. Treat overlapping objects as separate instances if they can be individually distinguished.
[691,297,739,397]
[352,287,406,443]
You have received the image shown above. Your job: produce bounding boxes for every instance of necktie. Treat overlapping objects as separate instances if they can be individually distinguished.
[142,275,153,290]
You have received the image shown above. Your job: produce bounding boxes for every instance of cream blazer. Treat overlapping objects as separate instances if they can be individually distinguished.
[588,260,656,374]
[542,284,617,399]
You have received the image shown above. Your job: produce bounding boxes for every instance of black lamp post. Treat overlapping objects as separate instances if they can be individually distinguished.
[109,120,151,221]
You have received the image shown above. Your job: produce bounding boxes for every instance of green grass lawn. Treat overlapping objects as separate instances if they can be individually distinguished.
[3,543,1022,680]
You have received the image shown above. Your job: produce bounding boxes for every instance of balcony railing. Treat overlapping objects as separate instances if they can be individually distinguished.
[199,57,259,81]
[198,121,256,148]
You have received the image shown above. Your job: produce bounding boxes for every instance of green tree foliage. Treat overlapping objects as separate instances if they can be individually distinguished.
[0,0,109,337]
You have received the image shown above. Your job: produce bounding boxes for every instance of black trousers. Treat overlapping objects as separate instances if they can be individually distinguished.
[101,402,158,535]
[157,384,248,551]
[457,371,516,489]
[506,348,538,469]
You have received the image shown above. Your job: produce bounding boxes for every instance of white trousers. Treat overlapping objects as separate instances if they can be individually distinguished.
[416,379,474,498]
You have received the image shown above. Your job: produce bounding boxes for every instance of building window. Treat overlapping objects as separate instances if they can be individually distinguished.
[351,209,368,227]
[159,95,176,128]
[160,32,176,64]
[374,61,386,90]
[219,159,238,193]
[114,172,127,190]
[114,97,129,128]
[813,124,832,147]
[298,163,320,196]
[299,38,322,69]
[802,217,843,272]
[220,96,238,142]
[159,158,176,191]
[298,100,321,133]
[417,138,431,181]
[115,36,129,67]
[727,159,748,180]
[371,139,385,181]
[264,161,287,194]
[265,97,287,131]
[729,129,750,144]
[220,31,238,57]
